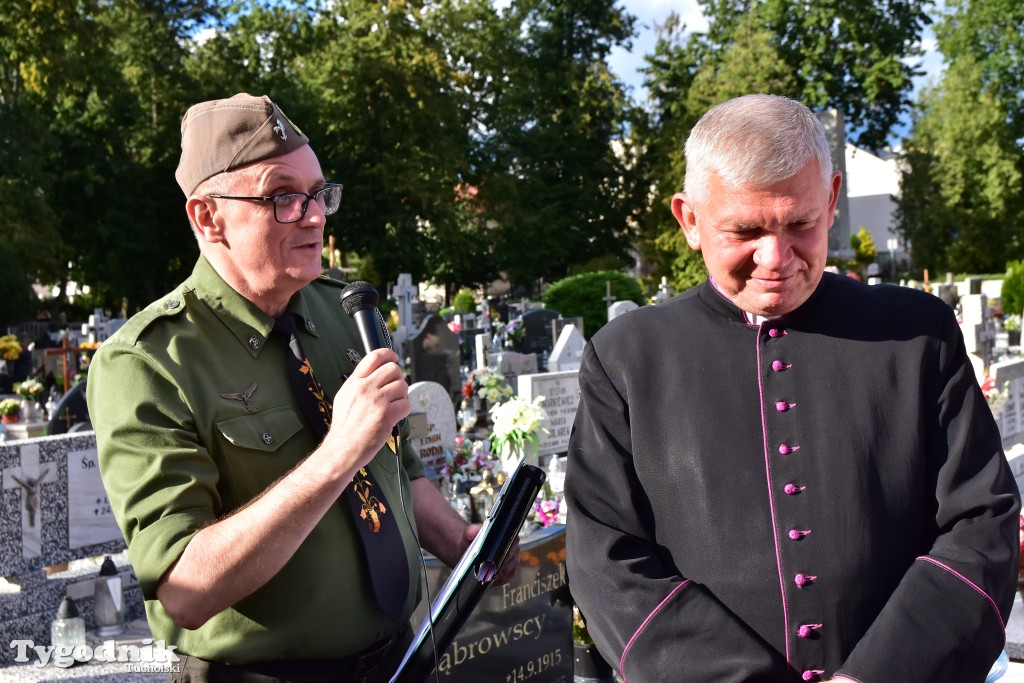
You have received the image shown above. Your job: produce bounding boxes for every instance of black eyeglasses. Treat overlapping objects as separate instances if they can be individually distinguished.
[207,183,343,224]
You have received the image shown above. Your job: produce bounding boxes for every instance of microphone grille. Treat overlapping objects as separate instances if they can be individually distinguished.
[339,281,380,316]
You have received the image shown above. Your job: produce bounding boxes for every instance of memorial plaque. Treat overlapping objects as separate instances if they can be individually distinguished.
[67,446,122,549]
[411,525,572,682]
[518,371,581,457]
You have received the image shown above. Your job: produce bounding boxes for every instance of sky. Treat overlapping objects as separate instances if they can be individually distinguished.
[607,0,947,145]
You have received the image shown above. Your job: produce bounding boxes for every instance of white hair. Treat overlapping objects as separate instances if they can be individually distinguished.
[683,94,833,206]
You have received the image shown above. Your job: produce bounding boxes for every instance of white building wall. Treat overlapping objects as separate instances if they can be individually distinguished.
[844,144,905,265]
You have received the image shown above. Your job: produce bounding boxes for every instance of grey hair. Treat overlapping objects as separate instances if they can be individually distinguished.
[683,94,833,206]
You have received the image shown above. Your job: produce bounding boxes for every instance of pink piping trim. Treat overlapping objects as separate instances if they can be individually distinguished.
[916,556,1007,633]
[757,323,791,663]
[619,580,691,682]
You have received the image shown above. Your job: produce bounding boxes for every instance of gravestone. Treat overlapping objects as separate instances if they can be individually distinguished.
[46,380,91,435]
[518,371,581,457]
[990,358,1024,454]
[408,381,459,489]
[81,308,126,345]
[409,524,571,682]
[0,433,144,664]
[474,333,492,373]
[961,293,996,380]
[409,314,462,404]
[516,309,560,369]
[655,276,673,303]
[494,352,539,396]
[608,300,639,322]
[391,273,420,363]
[552,316,584,342]
[548,325,585,373]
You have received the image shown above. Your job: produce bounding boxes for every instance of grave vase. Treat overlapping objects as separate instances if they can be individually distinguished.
[573,642,613,682]
[21,399,42,422]
[1,412,19,424]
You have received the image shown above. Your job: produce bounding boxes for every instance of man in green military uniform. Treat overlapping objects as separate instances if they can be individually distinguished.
[87,93,513,682]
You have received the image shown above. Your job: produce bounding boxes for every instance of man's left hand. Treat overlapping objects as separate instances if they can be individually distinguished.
[463,524,521,586]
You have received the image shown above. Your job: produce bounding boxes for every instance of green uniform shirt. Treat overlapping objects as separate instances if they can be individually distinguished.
[87,256,425,664]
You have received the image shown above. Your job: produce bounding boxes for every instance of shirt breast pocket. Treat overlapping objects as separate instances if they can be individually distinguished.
[215,405,305,452]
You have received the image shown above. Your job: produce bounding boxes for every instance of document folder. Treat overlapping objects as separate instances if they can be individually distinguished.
[389,459,546,683]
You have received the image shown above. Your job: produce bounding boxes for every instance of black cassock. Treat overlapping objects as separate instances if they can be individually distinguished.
[566,273,1020,682]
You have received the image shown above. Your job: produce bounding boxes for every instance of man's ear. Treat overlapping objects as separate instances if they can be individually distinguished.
[671,193,701,251]
[186,197,224,244]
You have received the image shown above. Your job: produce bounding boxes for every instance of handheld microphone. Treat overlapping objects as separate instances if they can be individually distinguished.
[339,280,389,354]
[340,280,403,438]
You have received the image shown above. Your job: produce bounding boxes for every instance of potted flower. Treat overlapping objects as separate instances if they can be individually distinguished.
[489,395,549,474]
[16,378,46,421]
[573,604,613,682]
[0,398,22,424]
[1005,314,1021,347]
[0,334,22,362]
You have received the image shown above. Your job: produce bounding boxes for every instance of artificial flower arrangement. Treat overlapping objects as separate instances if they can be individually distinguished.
[0,334,22,362]
[531,480,563,528]
[489,394,549,473]
[504,317,526,343]
[441,435,499,488]
[462,368,514,404]
[16,378,45,402]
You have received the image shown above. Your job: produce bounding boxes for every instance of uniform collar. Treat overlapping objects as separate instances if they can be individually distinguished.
[185,256,320,357]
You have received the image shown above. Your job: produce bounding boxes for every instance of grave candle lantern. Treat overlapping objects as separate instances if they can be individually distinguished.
[93,555,124,636]
[51,597,86,652]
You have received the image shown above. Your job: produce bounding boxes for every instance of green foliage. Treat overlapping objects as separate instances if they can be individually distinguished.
[1003,260,1024,319]
[897,57,1024,274]
[850,227,877,272]
[542,270,644,339]
[453,288,477,314]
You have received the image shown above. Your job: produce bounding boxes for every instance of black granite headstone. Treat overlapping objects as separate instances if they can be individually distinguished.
[409,314,463,404]
[410,525,572,682]
[46,380,91,435]
[515,309,560,369]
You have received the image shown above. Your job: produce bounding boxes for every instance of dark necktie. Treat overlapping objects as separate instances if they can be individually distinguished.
[273,313,409,622]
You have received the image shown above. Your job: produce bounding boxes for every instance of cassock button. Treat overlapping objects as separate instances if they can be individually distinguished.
[771,360,791,371]
[802,670,824,681]
[794,573,816,588]
[779,443,800,455]
[775,400,794,412]
[769,328,785,338]
[784,483,805,495]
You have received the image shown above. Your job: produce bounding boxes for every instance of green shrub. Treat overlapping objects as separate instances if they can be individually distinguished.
[1003,260,1024,318]
[453,287,477,313]
[542,270,644,339]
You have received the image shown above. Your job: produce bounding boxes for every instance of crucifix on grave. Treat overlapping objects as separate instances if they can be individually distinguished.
[2,444,57,560]
[602,280,616,309]
[44,334,86,394]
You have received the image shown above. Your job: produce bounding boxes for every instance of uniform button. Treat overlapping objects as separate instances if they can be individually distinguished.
[784,483,805,495]
[249,336,262,350]
[262,432,274,444]
[166,300,180,309]
[307,320,317,333]
[779,443,799,454]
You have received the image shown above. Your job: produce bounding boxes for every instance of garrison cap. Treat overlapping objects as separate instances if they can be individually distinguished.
[175,93,310,196]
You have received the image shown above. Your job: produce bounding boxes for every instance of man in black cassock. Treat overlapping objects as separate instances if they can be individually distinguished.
[564,94,1020,682]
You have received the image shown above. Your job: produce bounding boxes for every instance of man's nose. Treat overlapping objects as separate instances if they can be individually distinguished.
[753,234,791,269]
